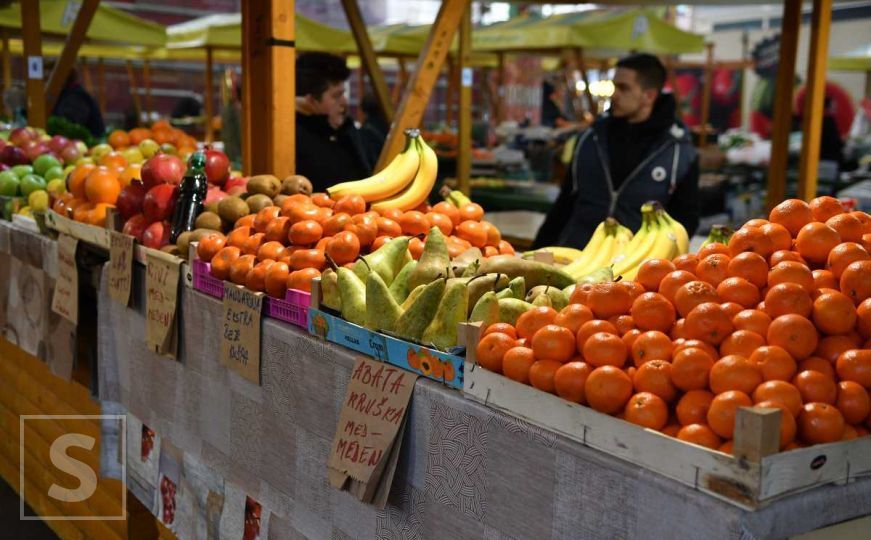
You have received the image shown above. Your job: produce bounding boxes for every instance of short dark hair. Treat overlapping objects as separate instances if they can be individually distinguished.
[616,53,666,92]
[296,52,350,98]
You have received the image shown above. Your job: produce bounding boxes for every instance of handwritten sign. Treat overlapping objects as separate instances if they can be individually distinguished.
[328,357,417,489]
[108,231,135,306]
[51,234,78,325]
[145,250,181,357]
[220,283,263,384]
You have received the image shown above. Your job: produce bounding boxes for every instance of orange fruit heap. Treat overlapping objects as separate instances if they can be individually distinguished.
[476,197,871,453]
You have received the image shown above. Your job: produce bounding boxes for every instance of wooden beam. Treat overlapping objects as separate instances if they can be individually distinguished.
[80,58,93,93]
[21,0,46,128]
[575,48,597,117]
[242,0,295,176]
[125,60,141,126]
[457,2,472,196]
[97,58,106,114]
[699,42,715,148]
[445,57,457,127]
[341,0,394,123]
[45,0,100,110]
[767,0,801,211]
[377,0,468,170]
[204,47,214,143]
[143,59,152,123]
[797,0,833,201]
[390,58,408,107]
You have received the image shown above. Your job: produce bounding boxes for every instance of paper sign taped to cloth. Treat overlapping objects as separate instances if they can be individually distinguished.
[108,231,135,306]
[220,283,263,384]
[51,233,78,325]
[145,250,181,357]
[328,356,417,490]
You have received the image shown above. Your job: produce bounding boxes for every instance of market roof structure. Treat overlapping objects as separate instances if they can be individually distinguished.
[829,45,871,71]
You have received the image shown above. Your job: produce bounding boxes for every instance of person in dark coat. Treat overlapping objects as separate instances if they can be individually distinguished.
[295,53,373,193]
[534,53,700,249]
[52,69,105,137]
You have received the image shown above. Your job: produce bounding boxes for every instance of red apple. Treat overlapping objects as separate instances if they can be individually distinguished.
[9,127,35,147]
[143,184,177,223]
[223,175,248,194]
[205,187,228,206]
[24,141,51,162]
[0,145,28,166]
[117,180,147,221]
[48,135,70,154]
[60,144,82,165]
[204,148,231,187]
[142,220,171,249]
[122,214,149,241]
[141,153,184,190]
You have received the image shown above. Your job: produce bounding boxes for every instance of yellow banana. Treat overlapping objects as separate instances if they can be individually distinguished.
[562,220,609,277]
[582,233,617,275]
[328,131,420,201]
[524,246,585,265]
[621,219,678,280]
[371,137,438,212]
[611,206,659,276]
[658,208,689,255]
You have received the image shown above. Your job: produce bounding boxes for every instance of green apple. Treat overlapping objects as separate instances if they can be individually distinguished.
[0,170,20,196]
[76,157,95,166]
[75,141,88,154]
[20,174,46,197]
[63,164,75,176]
[139,138,159,159]
[33,154,61,176]
[28,190,49,212]
[12,164,34,178]
[44,166,64,182]
[159,143,177,155]
[18,205,31,216]
[91,143,112,160]
[122,147,144,164]
[46,178,66,198]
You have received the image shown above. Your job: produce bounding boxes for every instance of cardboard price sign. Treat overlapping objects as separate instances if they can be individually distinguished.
[51,234,78,325]
[108,231,135,306]
[328,356,417,504]
[145,250,181,357]
[220,283,263,385]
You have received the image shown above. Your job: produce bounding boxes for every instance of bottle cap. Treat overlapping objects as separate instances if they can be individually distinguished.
[188,151,206,170]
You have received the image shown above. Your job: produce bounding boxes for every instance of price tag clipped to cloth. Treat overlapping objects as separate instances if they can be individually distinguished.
[108,231,135,306]
[51,233,78,325]
[145,250,181,358]
[327,356,417,506]
[220,283,263,385]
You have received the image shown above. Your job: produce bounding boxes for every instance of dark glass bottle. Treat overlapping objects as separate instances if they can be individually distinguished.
[169,151,208,243]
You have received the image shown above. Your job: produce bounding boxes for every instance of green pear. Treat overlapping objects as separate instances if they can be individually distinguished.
[526,285,568,311]
[578,265,614,285]
[388,260,417,303]
[469,291,500,327]
[451,247,483,276]
[532,292,552,308]
[421,280,468,350]
[495,276,526,300]
[401,284,426,311]
[408,227,451,290]
[476,255,575,289]
[460,259,481,277]
[563,284,576,299]
[394,278,446,341]
[352,236,410,285]
[320,269,341,311]
[337,267,366,326]
[497,298,534,325]
[466,273,509,314]
[366,273,404,332]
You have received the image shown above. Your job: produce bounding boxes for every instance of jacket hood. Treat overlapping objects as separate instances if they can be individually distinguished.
[596,92,685,139]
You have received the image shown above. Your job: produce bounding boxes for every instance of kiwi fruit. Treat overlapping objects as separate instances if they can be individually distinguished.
[194,211,222,231]
[246,194,274,214]
[281,174,313,196]
[204,199,221,214]
[161,244,181,257]
[175,231,194,258]
[217,196,249,223]
[273,194,288,207]
[247,175,281,198]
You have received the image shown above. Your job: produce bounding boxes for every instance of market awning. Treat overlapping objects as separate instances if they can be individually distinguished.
[829,45,871,71]
[0,1,166,47]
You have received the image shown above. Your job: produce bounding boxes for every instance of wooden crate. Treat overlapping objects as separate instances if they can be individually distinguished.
[459,324,871,510]
[45,210,111,249]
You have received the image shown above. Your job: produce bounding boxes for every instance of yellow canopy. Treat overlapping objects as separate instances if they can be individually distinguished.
[8,39,241,62]
[0,0,165,47]
[829,45,871,71]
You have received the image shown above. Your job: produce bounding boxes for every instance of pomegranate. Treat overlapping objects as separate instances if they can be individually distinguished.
[223,175,248,194]
[141,153,184,189]
[116,180,147,221]
[205,186,228,206]
[204,148,231,187]
[143,184,177,223]
[122,214,149,241]
[142,220,171,249]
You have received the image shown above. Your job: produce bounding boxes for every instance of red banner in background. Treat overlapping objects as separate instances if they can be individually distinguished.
[675,67,743,133]
[500,55,544,125]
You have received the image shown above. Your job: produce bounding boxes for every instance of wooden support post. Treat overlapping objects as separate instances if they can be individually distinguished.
[377,0,468,170]
[445,57,457,127]
[457,2,472,196]
[733,407,781,462]
[797,0,833,201]
[21,0,47,128]
[143,59,152,123]
[97,58,106,114]
[699,42,715,148]
[767,0,801,211]
[341,0,394,123]
[125,60,142,125]
[204,47,214,143]
[45,0,100,110]
[242,0,295,177]
[575,48,597,117]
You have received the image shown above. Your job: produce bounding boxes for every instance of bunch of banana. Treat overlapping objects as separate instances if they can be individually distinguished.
[523,246,585,265]
[562,218,632,279]
[698,224,734,250]
[328,129,422,202]
[440,186,472,208]
[610,202,687,281]
[370,136,438,212]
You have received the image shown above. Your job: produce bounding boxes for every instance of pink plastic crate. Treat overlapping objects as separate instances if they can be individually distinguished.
[192,259,224,299]
[264,288,310,328]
